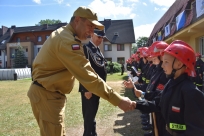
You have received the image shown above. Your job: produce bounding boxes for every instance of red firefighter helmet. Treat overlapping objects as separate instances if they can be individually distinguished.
[140,47,149,58]
[195,52,201,57]
[136,47,143,54]
[134,53,140,61]
[149,41,168,57]
[163,40,196,77]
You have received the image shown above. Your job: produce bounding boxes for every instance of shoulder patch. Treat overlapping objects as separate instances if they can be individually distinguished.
[72,44,80,50]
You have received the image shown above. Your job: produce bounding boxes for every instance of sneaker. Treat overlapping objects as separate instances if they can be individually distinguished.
[144,131,153,136]
[140,114,149,118]
[141,120,149,125]
[142,124,153,130]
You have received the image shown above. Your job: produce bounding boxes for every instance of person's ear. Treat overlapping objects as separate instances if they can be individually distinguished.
[176,59,184,68]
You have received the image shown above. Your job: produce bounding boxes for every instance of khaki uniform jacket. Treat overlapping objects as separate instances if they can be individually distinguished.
[32,24,122,106]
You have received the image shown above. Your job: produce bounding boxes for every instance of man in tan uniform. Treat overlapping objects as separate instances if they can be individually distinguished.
[27,6,135,136]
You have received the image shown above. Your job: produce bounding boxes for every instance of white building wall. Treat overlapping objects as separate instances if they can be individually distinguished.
[103,43,131,63]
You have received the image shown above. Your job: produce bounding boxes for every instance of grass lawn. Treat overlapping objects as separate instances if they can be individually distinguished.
[0,72,133,136]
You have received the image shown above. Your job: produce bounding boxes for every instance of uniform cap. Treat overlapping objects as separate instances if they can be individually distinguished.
[73,6,104,30]
[94,29,105,37]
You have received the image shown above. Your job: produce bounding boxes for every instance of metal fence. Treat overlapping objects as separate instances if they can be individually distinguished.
[0,68,31,80]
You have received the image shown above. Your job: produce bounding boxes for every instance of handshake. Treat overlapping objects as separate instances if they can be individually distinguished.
[118,97,136,112]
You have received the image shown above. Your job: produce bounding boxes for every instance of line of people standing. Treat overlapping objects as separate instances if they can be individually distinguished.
[124,40,204,136]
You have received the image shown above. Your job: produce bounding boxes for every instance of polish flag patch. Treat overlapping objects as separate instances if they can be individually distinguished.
[172,106,180,113]
[157,84,164,91]
[72,44,80,50]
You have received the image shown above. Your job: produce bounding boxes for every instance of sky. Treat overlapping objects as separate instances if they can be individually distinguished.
[0,0,176,40]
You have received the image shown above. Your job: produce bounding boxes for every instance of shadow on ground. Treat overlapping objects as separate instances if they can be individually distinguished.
[113,110,145,136]
[112,87,145,136]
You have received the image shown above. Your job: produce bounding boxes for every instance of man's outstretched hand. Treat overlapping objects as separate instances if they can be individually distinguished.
[118,97,136,112]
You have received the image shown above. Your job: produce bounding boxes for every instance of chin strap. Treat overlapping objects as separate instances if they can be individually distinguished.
[166,58,185,79]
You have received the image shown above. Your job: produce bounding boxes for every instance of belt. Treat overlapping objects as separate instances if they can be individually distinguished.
[33,81,64,95]
[166,125,179,136]
[33,81,45,89]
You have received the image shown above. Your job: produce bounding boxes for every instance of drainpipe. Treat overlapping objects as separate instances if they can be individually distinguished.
[2,50,5,68]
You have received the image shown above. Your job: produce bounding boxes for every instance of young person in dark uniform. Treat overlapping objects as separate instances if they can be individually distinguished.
[124,40,204,136]
[121,62,125,75]
[134,41,169,136]
[79,29,107,136]
[126,59,132,71]
[194,52,204,91]
[109,60,114,74]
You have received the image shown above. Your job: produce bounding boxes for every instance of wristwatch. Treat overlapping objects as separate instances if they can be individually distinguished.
[141,92,145,98]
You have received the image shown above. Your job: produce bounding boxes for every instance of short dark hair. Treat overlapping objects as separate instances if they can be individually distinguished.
[70,16,75,23]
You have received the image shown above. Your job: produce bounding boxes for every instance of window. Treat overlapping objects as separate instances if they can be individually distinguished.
[46,35,49,39]
[117,44,124,51]
[26,48,28,52]
[38,36,42,42]
[117,57,125,63]
[105,58,112,62]
[16,38,20,42]
[26,36,30,40]
[38,48,41,52]
[200,37,204,56]
[104,44,112,51]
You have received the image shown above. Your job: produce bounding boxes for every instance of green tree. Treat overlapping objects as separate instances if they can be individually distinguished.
[136,36,148,49]
[35,19,62,26]
[132,42,137,54]
[14,45,28,68]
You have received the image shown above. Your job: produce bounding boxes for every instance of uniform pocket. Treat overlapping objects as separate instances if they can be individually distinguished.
[46,91,65,100]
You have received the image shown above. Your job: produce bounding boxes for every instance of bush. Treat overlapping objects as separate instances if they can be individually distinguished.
[106,61,122,73]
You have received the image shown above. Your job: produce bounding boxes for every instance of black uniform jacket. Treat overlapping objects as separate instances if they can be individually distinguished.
[79,42,107,92]
[194,59,204,85]
[195,59,204,75]
[145,63,156,84]
[126,63,132,71]
[136,73,204,136]
[144,61,168,101]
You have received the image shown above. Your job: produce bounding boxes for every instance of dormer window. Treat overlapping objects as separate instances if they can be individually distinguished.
[114,32,119,36]
[1,40,6,44]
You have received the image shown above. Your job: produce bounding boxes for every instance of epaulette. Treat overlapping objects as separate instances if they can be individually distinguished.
[73,34,81,43]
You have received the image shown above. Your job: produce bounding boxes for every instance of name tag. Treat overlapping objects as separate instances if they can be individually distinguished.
[169,123,186,130]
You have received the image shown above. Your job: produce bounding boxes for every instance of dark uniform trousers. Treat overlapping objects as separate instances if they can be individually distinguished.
[81,92,99,136]
[28,82,67,136]
[79,42,107,136]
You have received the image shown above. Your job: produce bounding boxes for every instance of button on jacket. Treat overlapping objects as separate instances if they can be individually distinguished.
[32,24,122,106]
